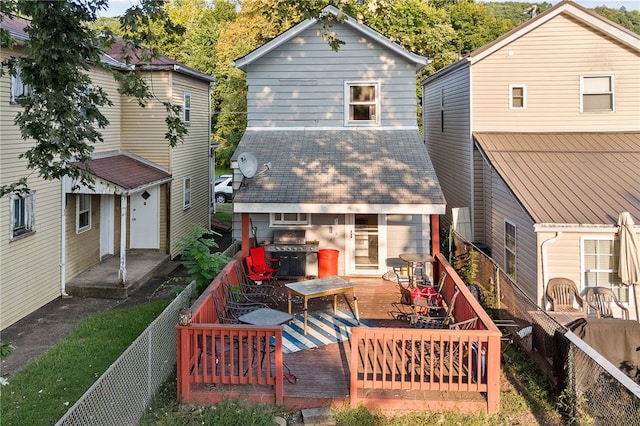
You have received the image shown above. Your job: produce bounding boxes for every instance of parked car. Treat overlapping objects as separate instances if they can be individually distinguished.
[214,175,233,203]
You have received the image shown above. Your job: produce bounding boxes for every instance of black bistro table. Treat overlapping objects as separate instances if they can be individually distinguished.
[238,308,293,326]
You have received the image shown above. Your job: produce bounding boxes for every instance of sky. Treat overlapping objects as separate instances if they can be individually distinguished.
[100,0,639,17]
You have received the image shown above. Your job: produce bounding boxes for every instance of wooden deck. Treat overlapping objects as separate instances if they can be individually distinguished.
[177,257,501,413]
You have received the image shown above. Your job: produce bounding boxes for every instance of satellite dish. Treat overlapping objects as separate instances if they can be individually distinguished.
[238,152,258,178]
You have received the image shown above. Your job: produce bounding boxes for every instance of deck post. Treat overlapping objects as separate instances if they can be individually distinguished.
[241,213,250,256]
[485,334,501,413]
[431,214,440,256]
[176,326,192,402]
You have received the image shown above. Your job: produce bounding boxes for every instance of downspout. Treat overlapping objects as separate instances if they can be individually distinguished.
[541,231,562,308]
[60,184,70,297]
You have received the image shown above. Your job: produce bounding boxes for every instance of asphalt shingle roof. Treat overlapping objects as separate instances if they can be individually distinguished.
[73,155,171,191]
[474,132,640,226]
[232,129,445,212]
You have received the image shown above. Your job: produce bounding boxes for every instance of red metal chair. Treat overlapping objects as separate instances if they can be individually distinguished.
[245,256,276,285]
[249,246,280,275]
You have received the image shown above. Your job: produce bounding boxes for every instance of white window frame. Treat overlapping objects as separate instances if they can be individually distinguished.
[504,220,517,278]
[76,194,92,233]
[580,75,614,113]
[344,81,380,126]
[580,236,628,303]
[183,92,191,124]
[10,65,32,105]
[9,191,35,240]
[183,176,191,209]
[509,84,526,109]
[270,213,310,227]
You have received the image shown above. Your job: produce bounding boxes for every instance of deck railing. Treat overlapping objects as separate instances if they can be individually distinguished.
[176,255,285,405]
[177,253,501,413]
[350,253,502,413]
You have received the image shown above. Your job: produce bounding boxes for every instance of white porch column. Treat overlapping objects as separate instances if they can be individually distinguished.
[119,195,128,284]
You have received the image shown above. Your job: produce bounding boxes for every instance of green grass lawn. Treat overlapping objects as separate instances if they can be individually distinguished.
[0,300,170,426]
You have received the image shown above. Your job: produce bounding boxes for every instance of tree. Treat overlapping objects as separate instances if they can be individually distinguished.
[0,0,187,196]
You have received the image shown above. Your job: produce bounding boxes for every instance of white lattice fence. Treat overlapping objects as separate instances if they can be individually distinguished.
[56,281,196,426]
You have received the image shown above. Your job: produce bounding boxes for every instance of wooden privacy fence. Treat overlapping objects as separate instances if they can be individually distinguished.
[350,253,502,413]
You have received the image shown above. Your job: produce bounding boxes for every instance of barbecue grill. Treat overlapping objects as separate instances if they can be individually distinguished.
[264,230,319,277]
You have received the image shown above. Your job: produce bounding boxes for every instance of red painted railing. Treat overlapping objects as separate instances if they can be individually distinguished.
[176,256,285,405]
[349,253,502,413]
[177,253,501,412]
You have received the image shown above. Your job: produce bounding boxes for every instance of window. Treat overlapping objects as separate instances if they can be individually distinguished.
[10,66,32,104]
[271,213,309,226]
[510,85,526,109]
[581,75,613,112]
[183,176,191,209]
[183,93,191,124]
[10,191,35,240]
[582,238,627,302]
[504,220,516,278]
[76,194,92,233]
[345,82,379,125]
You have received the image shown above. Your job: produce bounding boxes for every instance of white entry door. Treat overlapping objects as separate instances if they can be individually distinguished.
[346,214,386,275]
[130,186,160,249]
[100,194,114,259]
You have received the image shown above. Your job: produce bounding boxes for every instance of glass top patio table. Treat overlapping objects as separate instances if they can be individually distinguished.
[238,308,293,326]
[399,253,434,288]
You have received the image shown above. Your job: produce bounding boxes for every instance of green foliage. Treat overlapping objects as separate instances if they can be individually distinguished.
[594,6,640,34]
[176,225,229,295]
[1,341,14,360]
[453,250,479,285]
[484,2,552,27]
[0,300,169,425]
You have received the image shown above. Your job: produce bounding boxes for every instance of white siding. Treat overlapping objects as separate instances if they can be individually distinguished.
[423,65,471,230]
[246,24,420,128]
[473,15,640,131]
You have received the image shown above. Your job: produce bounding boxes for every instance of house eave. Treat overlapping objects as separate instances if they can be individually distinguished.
[234,202,446,215]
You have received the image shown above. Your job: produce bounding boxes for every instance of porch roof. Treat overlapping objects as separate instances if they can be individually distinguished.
[68,153,172,195]
[231,129,446,215]
[473,132,640,226]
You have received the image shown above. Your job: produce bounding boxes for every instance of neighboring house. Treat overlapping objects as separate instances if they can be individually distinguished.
[0,15,215,329]
[422,0,640,318]
[230,6,445,277]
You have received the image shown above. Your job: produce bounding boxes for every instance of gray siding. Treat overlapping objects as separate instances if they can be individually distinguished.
[246,24,419,128]
[423,65,471,230]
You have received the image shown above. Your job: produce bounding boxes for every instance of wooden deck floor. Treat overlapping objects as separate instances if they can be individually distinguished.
[203,276,486,411]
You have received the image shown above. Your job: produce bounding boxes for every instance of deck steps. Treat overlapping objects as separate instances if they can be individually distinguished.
[301,407,335,425]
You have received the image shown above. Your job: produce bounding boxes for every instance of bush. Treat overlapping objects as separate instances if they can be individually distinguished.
[177,225,229,295]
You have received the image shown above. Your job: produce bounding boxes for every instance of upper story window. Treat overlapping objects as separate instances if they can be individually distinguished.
[183,93,191,124]
[581,75,614,112]
[10,191,35,240]
[271,213,309,227]
[345,82,379,125]
[10,66,32,105]
[582,237,627,303]
[504,220,516,278]
[183,176,191,209]
[509,85,526,109]
[76,194,92,233]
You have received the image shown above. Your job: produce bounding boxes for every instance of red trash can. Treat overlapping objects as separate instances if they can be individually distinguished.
[318,249,339,278]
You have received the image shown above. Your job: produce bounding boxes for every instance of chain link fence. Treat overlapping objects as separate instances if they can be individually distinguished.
[452,233,640,425]
[56,281,196,426]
